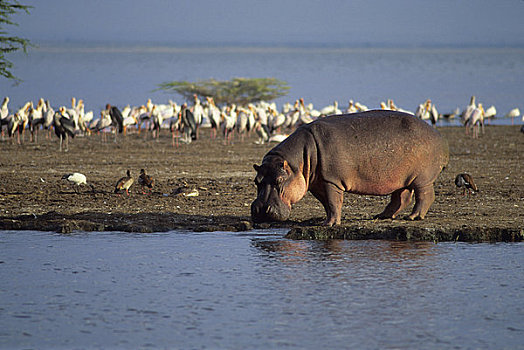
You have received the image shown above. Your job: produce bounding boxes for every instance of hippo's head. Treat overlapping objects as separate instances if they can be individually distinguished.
[251,158,292,223]
[251,155,308,223]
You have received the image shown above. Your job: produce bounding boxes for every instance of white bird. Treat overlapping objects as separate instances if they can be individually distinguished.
[415,99,438,126]
[206,97,221,139]
[122,114,138,134]
[346,100,358,114]
[254,120,270,144]
[43,100,55,129]
[191,94,204,139]
[90,110,113,142]
[236,107,249,141]
[61,172,93,192]
[320,101,342,116]
[268,106,285,132]
[461,96,476,126]
[380,101,390,110]
[1,97,11,138]
[150,105,164,139]
[62,172,87,186]
[281,102,293,115]
[221,106,237,145]
[484,105,496,119]
[297,98,315,125]
[246,105,256,133]
[505,108,520,119]
[29,99,47,142]
[0,96,9,121]
[467,103,485,138]
[8,102,31,144]
[268,134,288,143]
[121,105,131,120]
[354,101,369,112]
[255,103,269,126]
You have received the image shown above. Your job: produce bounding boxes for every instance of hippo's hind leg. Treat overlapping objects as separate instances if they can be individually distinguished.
[375,188,414,219]
[408,184,435,220]
[311,183,344,226]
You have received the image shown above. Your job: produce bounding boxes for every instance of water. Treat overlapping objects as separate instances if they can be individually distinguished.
[3,44,524,120]
[1,230,523,349]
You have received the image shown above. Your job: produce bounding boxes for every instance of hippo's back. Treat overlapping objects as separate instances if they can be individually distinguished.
[302,110,449,194]
[306,110,447,156]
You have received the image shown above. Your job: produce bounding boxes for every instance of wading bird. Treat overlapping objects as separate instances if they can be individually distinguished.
[61,172,94,193]
[53,107,76,151]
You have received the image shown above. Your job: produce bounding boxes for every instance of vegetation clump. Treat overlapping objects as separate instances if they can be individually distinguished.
[156,77,290,105]
[1,0,32,83]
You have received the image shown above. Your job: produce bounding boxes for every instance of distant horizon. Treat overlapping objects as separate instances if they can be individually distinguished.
[29,39,524,50]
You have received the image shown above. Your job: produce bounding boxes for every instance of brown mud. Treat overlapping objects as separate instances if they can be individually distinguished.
[0,124,522,241]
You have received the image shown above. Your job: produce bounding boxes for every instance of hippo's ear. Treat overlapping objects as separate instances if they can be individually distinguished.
[281,160,291,173]
[253,164,261,172]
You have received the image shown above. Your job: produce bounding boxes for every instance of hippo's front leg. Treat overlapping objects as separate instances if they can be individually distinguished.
[311,183,344,226]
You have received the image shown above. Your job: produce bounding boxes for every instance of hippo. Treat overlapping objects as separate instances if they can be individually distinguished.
[251,110,449,226]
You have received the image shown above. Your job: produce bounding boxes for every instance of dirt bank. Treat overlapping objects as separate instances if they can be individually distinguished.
[1,123,522,241]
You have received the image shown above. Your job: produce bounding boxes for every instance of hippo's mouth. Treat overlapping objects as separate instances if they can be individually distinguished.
[251,200,291,223]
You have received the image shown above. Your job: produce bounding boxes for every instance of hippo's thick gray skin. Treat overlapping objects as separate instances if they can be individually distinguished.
[251,110,449,226]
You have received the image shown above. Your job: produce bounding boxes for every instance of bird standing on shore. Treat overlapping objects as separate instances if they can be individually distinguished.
[0,97,10,139]
[106,104,124,142]
[455,173,478,195]
[138,169,155,194]
[61,172,94,193]
[115,170,134,195]
[53,107,76,151]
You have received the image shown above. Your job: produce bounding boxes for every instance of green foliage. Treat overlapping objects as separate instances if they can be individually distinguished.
[156,77,290,106]
[1,0,33,83]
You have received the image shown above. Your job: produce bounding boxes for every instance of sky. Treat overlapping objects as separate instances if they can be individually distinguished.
[10,0,524,47]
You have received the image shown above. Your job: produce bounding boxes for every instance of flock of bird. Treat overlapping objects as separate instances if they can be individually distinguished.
[3,94,502,199]
[1,94,522,150]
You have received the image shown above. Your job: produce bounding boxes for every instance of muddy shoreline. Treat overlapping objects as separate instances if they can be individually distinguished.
[1,124,523,241]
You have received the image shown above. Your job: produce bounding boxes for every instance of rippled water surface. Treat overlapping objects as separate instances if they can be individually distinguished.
[1,230,523,349]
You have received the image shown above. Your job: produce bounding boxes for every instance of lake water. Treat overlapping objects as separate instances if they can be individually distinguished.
[2,45,524,348]
[1,230,523,349]
[3,44,524,122]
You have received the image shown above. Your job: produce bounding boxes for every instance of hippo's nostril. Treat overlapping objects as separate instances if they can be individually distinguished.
[251,200,263,217]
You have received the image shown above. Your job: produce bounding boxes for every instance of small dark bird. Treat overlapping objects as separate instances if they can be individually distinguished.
[520,124,524,134]
[455,173,478,195]
[138,169,155,194]
[115,170,134,195]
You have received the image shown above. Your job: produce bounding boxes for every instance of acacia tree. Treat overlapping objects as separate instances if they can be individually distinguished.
[156,77,290,106]
[1,0,32,83]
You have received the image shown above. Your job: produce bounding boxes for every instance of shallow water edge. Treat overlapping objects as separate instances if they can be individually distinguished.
[1,213,522,242]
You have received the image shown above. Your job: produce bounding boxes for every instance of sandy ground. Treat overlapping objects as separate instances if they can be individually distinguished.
[0,122,523,241]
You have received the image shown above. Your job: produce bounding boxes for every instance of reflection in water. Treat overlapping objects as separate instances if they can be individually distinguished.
[253,238,437,264]
[1,230,522,350]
